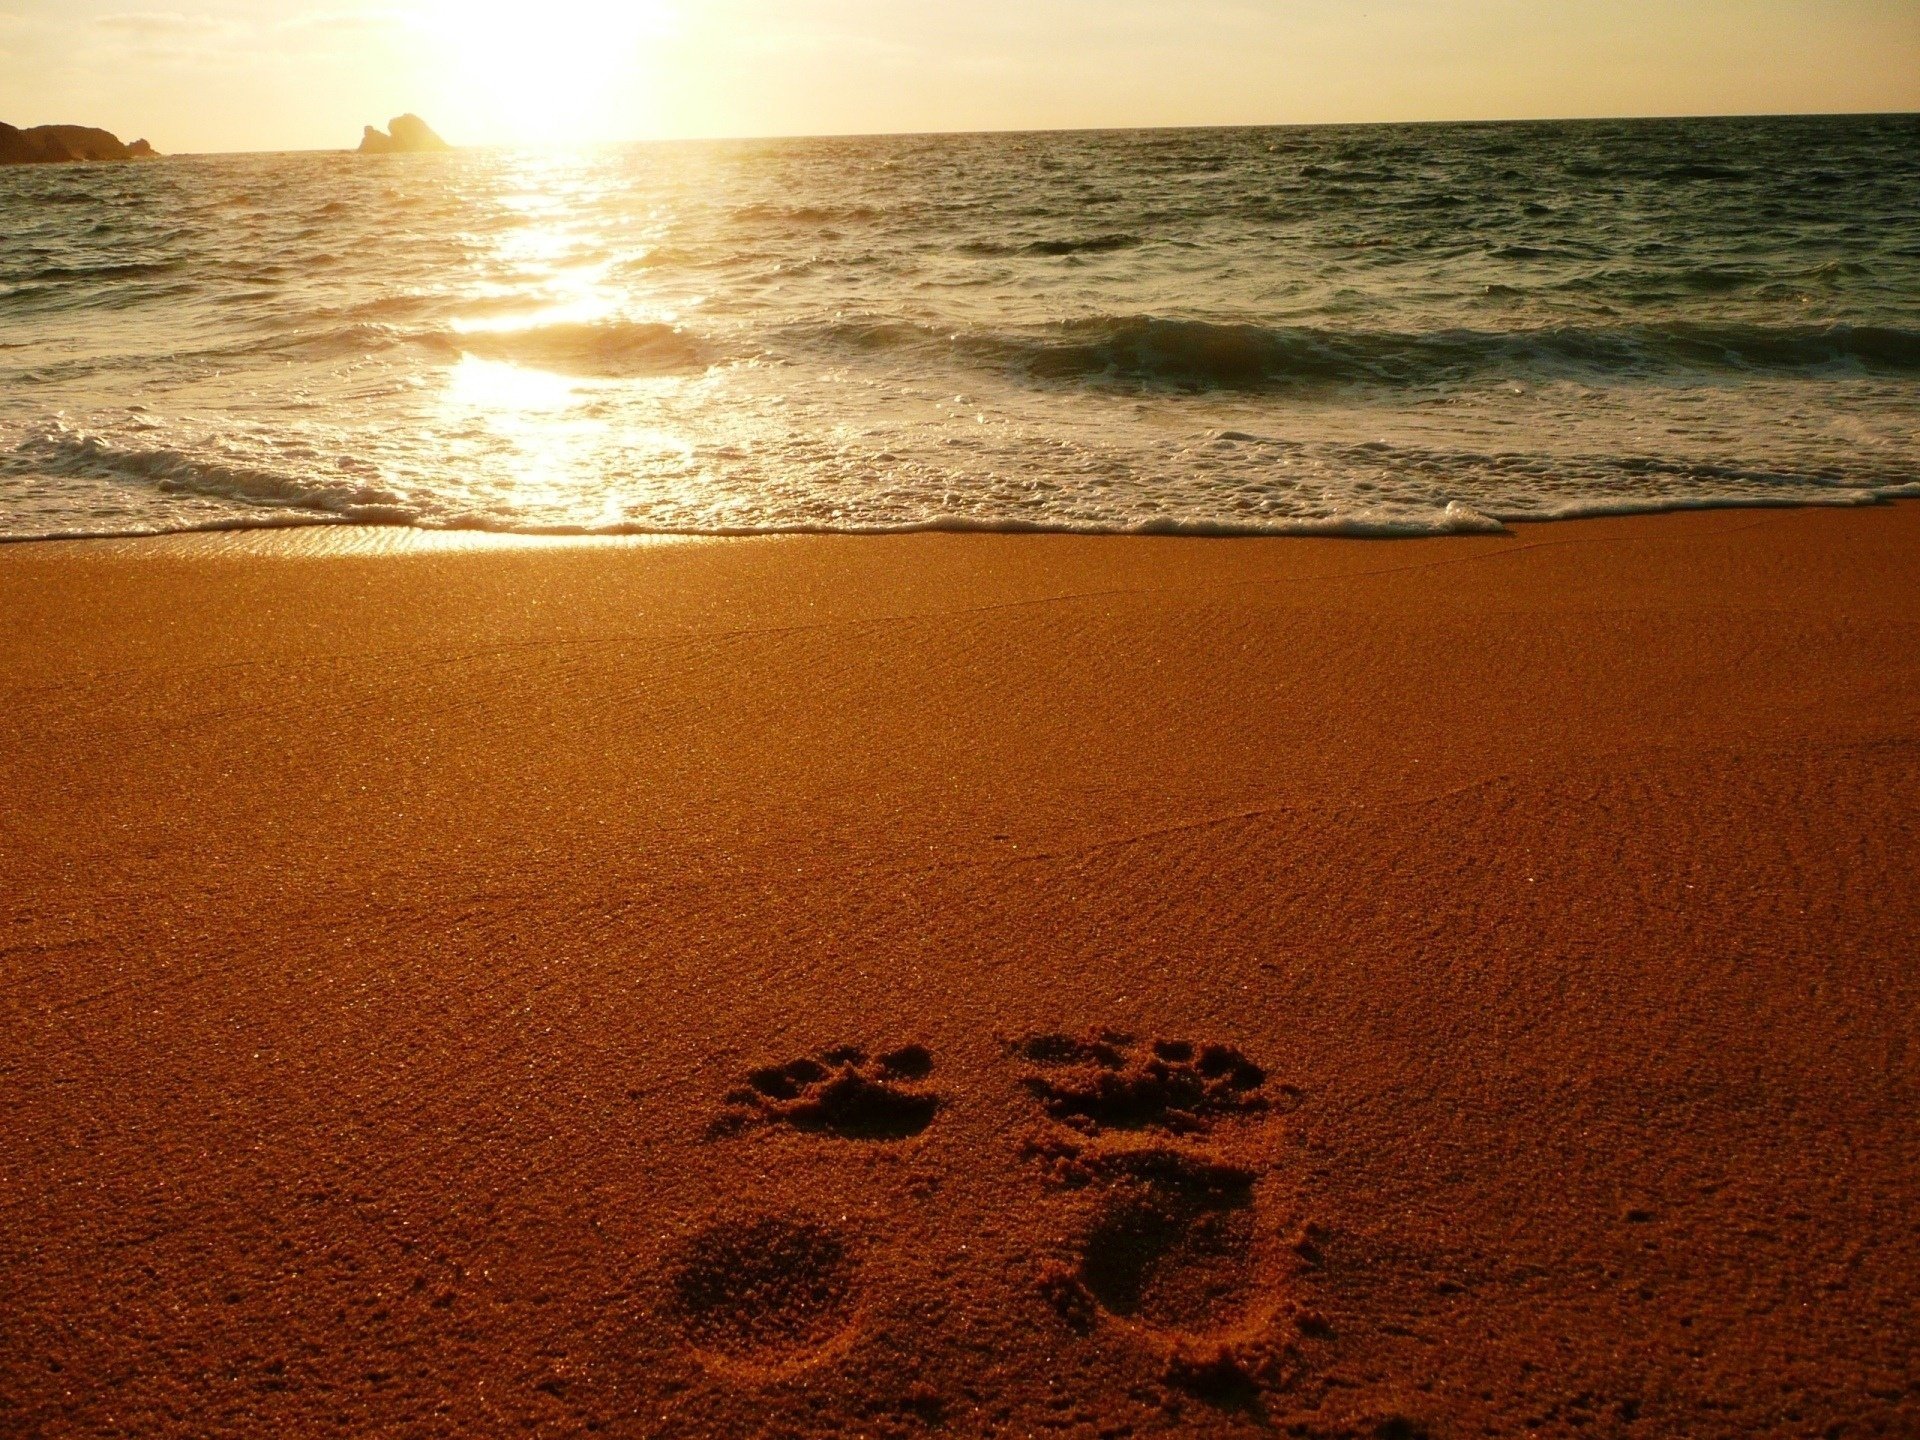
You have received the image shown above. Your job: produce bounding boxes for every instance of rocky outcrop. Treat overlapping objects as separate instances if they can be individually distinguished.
[357,114,451,154]
[0,122,160,165]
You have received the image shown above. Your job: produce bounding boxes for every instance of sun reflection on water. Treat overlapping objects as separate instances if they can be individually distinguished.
[453,165,625,334]
[426,151,709,521]
[440,354,597,507]
[445,353,579,412]
[448,284,618,335]
[437,236,705,513]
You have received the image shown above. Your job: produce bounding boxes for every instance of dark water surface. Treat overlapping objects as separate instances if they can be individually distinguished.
[2,114,1915,538]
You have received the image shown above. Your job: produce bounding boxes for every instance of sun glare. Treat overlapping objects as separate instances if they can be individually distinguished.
[426,0,675,144]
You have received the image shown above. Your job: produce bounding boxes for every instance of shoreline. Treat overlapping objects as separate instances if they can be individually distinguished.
[5,489,1919,556]
[3,502,1916,1437]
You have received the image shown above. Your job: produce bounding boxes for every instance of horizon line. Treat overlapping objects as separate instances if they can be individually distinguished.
[46,105,1917,160]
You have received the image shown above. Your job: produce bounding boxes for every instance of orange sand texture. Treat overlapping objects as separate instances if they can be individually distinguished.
[2,506,1917,1437]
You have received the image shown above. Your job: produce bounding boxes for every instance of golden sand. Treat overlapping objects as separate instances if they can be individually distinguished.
[3,505,1917,1436]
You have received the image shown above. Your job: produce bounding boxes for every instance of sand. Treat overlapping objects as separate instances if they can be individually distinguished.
[2,505,1917,1438]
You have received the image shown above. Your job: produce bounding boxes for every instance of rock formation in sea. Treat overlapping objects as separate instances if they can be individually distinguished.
[0,123,160,165]
[357,114,452,154]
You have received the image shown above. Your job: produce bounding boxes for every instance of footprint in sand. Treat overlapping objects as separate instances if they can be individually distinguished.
[664,1213,862,1380]
[717,1042,940,1140]
[1013,1030,1315,1402]
[665,1043,940,1379]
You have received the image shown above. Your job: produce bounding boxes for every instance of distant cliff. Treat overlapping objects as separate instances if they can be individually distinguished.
[357,114,452,155]
[0,123,159,165]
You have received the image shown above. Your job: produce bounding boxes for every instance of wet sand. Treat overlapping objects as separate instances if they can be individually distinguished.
[2,505,1917,1438]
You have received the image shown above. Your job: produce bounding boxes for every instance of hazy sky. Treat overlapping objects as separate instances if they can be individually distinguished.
[2,0,1916,152]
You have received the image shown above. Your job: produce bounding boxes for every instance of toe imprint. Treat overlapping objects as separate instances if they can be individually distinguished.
[721,1044,940,1140]
[1013,1030,1272,1134]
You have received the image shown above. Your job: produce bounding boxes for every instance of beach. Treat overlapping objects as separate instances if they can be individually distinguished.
[2,504,1917,1437]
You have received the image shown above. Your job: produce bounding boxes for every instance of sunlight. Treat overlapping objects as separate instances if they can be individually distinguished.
[440,354,602,508]
[450,155,635,338]
[449,274,620,337]
[438,353,698,521]
[443,353,579,413]
[425,0,676,144]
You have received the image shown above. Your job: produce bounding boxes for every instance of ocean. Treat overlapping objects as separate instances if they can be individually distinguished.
[2,114,1915,541]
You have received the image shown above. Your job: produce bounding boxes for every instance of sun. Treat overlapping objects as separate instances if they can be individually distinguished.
[424,0,676,144]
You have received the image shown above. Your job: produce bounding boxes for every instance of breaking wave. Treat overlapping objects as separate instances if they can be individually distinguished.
[443,319,715,376]
[793,316,1920,391]
[240,317,718,375]
[5,425,416,524]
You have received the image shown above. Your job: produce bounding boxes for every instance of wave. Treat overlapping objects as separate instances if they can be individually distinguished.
[730,202,886,225]
[446,319,713,376]
[26,260,183,283]
[1659,163,1750,182]
[1300,164,1397,183]
[8,422,1917,548]
[7,426,416,524]
[13,483,1920,548]
[245,321,417,360]
[240,316,717,376]
[791,316,1920,392]
[959,234,1145,258]
[426,499,1514,540]
[0,421,1514,540]
[613,244,714,274]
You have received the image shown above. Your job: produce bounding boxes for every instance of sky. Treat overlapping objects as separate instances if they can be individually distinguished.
[1,0,1916,153]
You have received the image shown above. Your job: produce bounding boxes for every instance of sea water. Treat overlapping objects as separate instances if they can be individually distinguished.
[2,114,1915,541]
